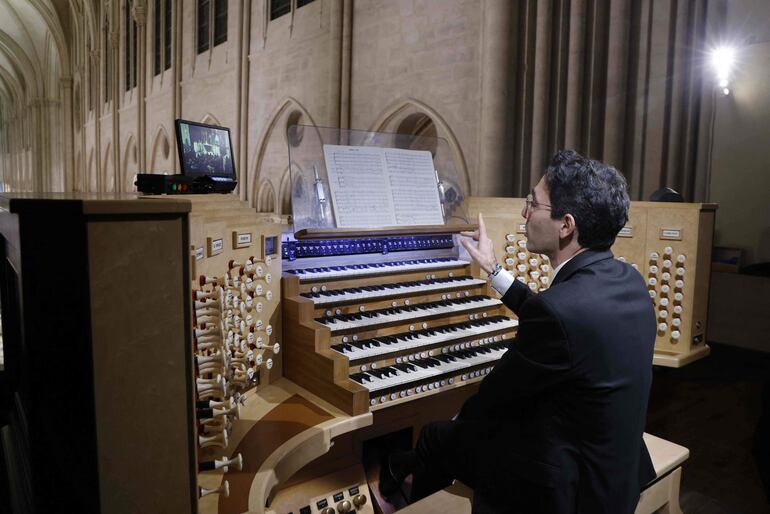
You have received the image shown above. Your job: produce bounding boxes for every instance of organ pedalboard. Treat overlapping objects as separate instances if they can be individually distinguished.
[467,197,717,368]
[281,233,518,416]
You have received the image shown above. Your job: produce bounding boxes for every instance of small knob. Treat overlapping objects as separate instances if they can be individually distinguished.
[337,499,353,513]
[353,494,367,508]
[321,508,335,514]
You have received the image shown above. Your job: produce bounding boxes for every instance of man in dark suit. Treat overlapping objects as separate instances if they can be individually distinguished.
[381,150,657,513]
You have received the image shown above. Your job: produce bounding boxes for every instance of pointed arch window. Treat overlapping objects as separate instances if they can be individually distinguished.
[197,0,227,54]
[103,18,112,103]
[154,0,172,75]
[125,0,138,91]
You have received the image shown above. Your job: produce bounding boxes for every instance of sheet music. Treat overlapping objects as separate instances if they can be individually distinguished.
[385,148,445,226]
[323,144,445,228]
[323,145,397,228]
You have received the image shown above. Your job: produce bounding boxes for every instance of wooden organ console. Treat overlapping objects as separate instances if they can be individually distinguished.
[0,192,713,514]
[467,197,717,367]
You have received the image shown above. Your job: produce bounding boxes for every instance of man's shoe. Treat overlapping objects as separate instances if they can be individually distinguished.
[378,450,416,498]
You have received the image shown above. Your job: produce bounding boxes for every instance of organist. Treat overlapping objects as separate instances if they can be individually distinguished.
[380,150,657,513]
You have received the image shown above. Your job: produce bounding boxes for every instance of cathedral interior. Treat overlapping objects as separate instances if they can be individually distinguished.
[0,1,768,513]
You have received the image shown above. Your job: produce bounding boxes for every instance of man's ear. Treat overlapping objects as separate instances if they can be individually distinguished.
[560,213,578,238]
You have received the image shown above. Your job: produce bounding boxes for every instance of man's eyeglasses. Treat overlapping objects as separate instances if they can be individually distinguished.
[525,193,551,213]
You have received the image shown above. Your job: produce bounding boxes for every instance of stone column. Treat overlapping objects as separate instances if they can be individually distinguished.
[327,0,343,128]
[237,0,253,200]
[133,1,148,180]
[476,0,514,196]
[60,77,74,191]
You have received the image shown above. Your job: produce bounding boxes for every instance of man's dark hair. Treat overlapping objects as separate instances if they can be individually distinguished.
[544,149,630,250]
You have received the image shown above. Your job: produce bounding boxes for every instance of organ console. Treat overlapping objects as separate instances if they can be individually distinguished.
[0,132,716,514]
[280,234,516,416]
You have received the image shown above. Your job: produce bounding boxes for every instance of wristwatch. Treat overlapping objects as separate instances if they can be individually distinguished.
[488,262,503,279]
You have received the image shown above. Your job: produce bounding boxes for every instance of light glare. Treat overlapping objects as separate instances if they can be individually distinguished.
[711,46,735,81]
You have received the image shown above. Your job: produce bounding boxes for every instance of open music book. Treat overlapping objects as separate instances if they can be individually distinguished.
[322,144,445,228]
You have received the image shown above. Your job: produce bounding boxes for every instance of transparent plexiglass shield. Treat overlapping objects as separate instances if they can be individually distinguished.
[287,125,468,236]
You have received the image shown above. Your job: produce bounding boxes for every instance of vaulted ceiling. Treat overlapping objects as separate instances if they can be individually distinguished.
[0,0,70,115]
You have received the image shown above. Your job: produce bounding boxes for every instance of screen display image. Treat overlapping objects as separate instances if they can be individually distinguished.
[176,119,235,178]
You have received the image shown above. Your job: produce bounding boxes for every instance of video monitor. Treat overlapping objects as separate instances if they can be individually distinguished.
[175,119,236,178]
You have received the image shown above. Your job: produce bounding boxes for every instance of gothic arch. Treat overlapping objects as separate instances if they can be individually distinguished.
[87,146,96,191]
[102,141,114,192]
[278,166,292,215]
[122,135,138,192]
[249,96,319,205]
[256,180,276,213]
[74,151,82,191]
[150,125,173,172]
[369,97,471,195]
[201,113,221,125]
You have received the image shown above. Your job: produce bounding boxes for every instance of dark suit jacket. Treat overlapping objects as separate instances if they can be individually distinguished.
[458,250,657,513]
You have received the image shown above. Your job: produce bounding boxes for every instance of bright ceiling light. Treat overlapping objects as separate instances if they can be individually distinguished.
[710,46,735,81]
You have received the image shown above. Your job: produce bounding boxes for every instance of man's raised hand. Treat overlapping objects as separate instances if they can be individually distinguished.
[460,212,497,274]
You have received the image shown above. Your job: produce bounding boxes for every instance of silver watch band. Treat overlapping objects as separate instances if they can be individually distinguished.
[488,262,502,278]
